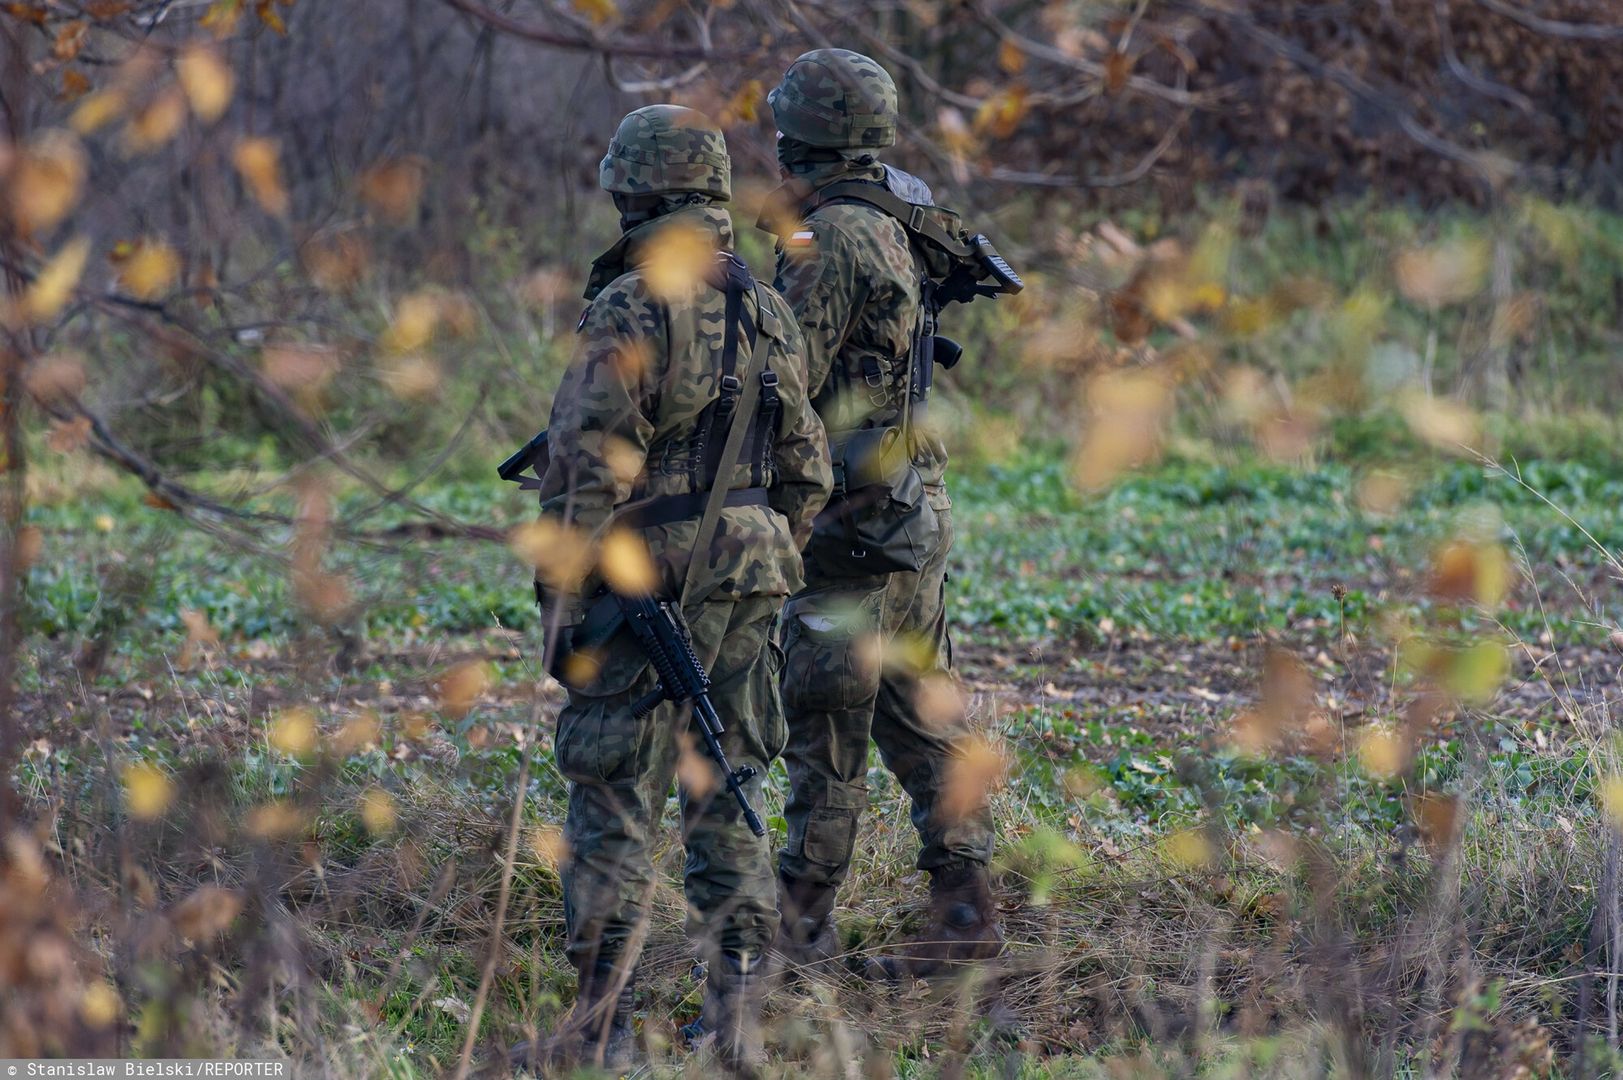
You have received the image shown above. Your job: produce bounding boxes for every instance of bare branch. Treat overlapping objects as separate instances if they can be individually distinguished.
[1476,0,1623,40]
[437,0,743,59]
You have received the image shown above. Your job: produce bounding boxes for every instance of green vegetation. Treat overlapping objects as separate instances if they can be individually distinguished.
[17,433,1623,1073]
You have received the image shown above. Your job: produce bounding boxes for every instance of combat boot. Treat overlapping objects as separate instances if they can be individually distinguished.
[509,962,640,1075]
[906,861,1004,977]
[766,871,841,982]
[683,951,766,1075]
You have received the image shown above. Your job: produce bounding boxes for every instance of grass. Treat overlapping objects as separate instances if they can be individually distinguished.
[13,434,1623,1075]
[10,192,1623,1072]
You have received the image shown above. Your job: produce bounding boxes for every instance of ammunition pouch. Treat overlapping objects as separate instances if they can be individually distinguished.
[805,426,941,577]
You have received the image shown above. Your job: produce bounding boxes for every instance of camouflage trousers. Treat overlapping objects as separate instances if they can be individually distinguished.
[777,504,996,888]
[556,595,786,972]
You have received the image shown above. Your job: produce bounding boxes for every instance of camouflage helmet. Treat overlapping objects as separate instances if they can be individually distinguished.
[769,48,898,150]
[599,105,731,201]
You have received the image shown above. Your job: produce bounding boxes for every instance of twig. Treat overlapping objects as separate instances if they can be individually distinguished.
[1476,0,1623,40]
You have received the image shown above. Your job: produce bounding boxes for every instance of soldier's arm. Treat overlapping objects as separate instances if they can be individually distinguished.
[773,219,860,401]
[538,297,659,540]
[766,310,833,548]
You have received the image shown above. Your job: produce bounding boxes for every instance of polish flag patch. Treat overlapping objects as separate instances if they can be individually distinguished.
[789,230,816,247]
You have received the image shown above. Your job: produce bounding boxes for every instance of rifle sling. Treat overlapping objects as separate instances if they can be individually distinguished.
[761,180,976,260]
[680,281,772,611]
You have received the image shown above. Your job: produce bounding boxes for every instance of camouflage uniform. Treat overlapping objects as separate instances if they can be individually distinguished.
[764,51,998,968]
[529,105,830,1069]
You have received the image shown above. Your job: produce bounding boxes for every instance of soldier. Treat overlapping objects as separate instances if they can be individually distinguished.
[519,105,830,1073]
[762,50,1002,975]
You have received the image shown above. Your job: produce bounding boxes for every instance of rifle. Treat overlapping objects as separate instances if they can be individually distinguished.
[617,592,767,837]
[497,430,550,491]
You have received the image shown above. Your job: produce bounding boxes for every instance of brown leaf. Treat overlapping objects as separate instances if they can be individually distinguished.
[169,885,242,939]
[51,20,88,62]
[940,736,1007,822]
[60,69,92,102]
[997,39,1026,75]
[46,415,92,453]
[358,158,427,223]
[675,733,717,799]
[438,661,491,719]
[1104,50,1134,95]
[23,354,86,404]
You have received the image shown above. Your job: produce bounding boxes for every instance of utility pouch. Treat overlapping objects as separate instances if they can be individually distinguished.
[806,425,941,577]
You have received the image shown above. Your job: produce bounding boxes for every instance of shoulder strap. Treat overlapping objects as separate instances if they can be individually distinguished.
[801,181,976,260]
[680,278,775,609]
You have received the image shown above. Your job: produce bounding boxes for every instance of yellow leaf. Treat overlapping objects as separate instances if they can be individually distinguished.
[1399,390,1479,454]
[80,982,121,1029]
[1446,640,1508,704]
[641,223,714,302]
[1429,539,1509,608]
[530,825,569,869]
[1358,729,1405,779]
[509,518,592,592]
[381,291,440,353]
[8,130,86,235]
[232,136,289,216]
[937,105,979,158]
[1599,776,1623,832]
[599,528,658,596]
[117,238,180,300]
[122,762,173,820]
[245,799,308,839]
[379,354,441,401]
[268,707,317,756]
[359,788,397,834]
[70,90,126,134]
[972,86,1029,140]
[1162,828,1213,868]
[18,237,90,326]
[122,88,187,154]
[177,45,234,123]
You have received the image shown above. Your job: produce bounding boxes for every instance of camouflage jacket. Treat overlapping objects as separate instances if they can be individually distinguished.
[771,158,948,491]
[539,205,831,609]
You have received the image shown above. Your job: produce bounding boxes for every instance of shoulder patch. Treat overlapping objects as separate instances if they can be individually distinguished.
[575,308,590,333]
